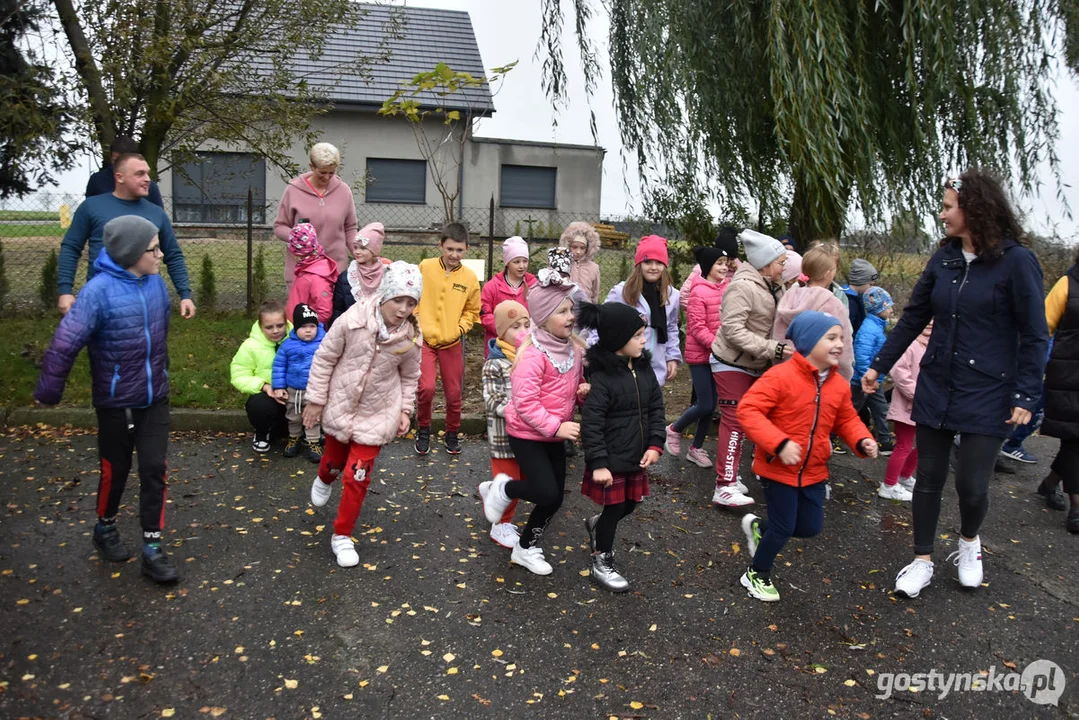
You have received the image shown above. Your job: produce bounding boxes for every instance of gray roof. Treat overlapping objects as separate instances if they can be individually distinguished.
[284,4,495,115]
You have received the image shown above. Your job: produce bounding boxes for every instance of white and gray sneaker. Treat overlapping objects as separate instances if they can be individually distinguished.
[590,551,630,593]
[481,474,513,525]
[252,433,271,454]
[310,478,333,507]
[510,542,553,575]
[878,482,913,502]
[331,534,359,568]
[894,558,934,598]
[947,537,983,588]
[735,476,750,495]
[898,475,916,492]
[489,522,520,549]
[713,485,755,507]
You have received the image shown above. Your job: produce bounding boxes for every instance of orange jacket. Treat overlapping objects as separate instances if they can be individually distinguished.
[737,352,872,487]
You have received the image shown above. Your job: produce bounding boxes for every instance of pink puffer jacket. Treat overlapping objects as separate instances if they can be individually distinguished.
[685,275,729,365]
[773,284,855,381]
[505,341,584,442]
[886,335,928,426]
[305,296,422,446]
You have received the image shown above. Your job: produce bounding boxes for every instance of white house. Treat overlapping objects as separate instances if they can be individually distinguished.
[156,4,604,236]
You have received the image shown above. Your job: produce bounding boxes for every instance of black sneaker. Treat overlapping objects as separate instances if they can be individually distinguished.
[140,546,179,583]
[831,437,847,455]
[415,427,431,455]
[1037,478,1067,511]
[878,439,895,456]
[283,436,304,458]
[305,441,323,464]
[92,524,132,562]
[444,431,461,455]
[252,433,271,454]
[1067,509,1079,534]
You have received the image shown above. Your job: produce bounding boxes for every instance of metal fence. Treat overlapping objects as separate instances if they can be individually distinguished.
[0,192,702,313]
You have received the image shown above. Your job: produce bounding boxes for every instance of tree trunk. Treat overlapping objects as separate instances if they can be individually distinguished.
[52,0,114,164]
[788,171,847,245]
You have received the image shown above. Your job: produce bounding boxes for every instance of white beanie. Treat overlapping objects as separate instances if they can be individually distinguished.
[378,261,423,305]
[739,229,787,270]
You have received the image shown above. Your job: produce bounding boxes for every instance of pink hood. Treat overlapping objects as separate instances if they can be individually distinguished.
[773,285,855,380]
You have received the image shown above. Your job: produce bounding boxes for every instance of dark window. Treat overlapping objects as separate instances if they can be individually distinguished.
[365,158,426,204]
[500,165,557,209]
[173,152,266,224]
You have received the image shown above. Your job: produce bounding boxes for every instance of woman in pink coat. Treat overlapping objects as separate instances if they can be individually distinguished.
[480,236,537,355]
[303,262,423,569]
[665,247,731,467]
[879,321,932,501]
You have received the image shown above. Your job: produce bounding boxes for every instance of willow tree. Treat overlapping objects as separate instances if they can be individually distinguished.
[541,0,1079,242]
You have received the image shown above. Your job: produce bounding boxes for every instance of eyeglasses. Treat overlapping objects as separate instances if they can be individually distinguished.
[144,245,163,256]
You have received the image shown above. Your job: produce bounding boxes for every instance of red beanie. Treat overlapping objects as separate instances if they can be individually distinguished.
[635,235,669,266]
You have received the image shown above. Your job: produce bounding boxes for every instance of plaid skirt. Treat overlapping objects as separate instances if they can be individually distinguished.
[581,468,650,506]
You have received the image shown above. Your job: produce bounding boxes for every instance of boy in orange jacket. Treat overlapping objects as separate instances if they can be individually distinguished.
[736,310,879,602]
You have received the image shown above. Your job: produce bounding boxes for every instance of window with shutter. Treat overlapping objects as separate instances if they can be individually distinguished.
[173,152,266,224]
[365,158,427,204]
[499,165,557,209]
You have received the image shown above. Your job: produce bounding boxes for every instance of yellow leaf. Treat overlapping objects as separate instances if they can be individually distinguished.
[547,592,558,599]
[283,679,298,689]
[376,665,389,674]
[15,599,29,605]
[729,648,741,657]
[359,680,370,687]
[649,624,657,632]
[161,711,176,718]
[491,649,503,657]
[732,542,741,554]
[234,646,244,654]
[630,701,644,709]
[447,667,458,675]
[844,679,857,687]
[343,693,353,700]
[437,694,450,701]
[209,708,226,718]
[443,653,456,662]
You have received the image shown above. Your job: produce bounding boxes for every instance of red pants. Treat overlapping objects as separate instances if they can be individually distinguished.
[884,421,919,486]
[318,435,381,537]
[490,457,521,523]
[713,371,757,488]
[417,342,464,432]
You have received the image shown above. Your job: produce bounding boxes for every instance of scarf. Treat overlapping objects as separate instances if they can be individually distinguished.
[642,280,667,344]
[348,259,385,299]
[376,306,406,342]
[530,326,575,374]
[496,337,517,363]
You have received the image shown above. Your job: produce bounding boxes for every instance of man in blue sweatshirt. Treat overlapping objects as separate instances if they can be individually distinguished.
[58,153,195,319]
[85,136,164,208]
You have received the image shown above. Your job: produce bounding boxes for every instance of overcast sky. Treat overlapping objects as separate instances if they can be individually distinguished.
[47,0,1079,239]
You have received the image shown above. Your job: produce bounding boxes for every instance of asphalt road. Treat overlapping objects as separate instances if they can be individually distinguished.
[0,426,1076,719]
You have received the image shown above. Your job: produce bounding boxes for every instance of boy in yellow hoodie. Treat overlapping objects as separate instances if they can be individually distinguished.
[415,222,480,455]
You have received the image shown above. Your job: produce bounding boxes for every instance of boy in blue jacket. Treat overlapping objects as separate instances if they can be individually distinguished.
[34,215,178,584]
[272,304,326,462]
[852,286,895,453]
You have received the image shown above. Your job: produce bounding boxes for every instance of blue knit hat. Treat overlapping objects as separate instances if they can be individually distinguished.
[863,286,894,317]
[786,311,842,356]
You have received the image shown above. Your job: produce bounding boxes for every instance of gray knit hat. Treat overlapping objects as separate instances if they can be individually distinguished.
[739,229,787,270]
[847,258,879,286]
[103,215,159,269]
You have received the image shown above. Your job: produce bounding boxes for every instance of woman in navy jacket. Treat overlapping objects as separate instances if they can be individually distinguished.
[861,170,1049,599]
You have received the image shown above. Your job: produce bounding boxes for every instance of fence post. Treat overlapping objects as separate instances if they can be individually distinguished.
[246,188,254,315]
[486,195,495,281]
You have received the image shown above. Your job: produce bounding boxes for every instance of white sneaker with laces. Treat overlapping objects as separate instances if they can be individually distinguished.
[735,477,750,495]
[252,434,270,453]
[489,522,520,549]
[894,558,934,598]
[331,534,359,567]
[712,485,755,507]
[664,424,682,457]
[898,475,916,492]
[685,446,711,468]
[947,537,983,588]
[510,542,553,575]
[481,474,513,525]
[310,478,333,507]
[878,482,913,502]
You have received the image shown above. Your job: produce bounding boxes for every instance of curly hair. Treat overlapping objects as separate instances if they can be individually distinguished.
[944,169,1026,258]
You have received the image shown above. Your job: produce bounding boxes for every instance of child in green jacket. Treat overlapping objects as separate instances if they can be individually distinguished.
[230,300,291,453]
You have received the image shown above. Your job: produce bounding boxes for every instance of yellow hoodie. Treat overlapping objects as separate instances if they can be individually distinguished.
[416,257,481,348]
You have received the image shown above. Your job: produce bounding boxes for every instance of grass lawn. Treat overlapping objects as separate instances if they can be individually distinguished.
[0,223,64,238]
[0,210,59,221]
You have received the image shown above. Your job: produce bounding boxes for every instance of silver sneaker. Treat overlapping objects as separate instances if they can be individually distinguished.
[590,551,629,593]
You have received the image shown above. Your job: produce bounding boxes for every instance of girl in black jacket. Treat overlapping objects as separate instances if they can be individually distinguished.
[577,302,666,592]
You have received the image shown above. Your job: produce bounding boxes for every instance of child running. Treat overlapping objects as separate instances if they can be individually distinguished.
[737,311,878,602]
[577,302,665,592]
[480,269,587,575]
[231,300,290,453]
[271,303,326,462]
[286,222,340,325]
[878,321,933,501]
[304,262,423,567]
[480,300,531,548]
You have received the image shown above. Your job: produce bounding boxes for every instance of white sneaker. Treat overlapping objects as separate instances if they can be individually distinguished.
[510,542,553,575]
[310,478,333,507]
[741,513,761,557]
[878,482,913,502]
[947,537,983,588]
[894,558,934,598]
[664,424,682,456]
[252,434,270,454]
[489,523,520,549]
[481,475,513,525]
[712,485,755,507]
[685,446,711,468]
[735,476,750,495]
[898,475,916,492]
[331,534,359,568]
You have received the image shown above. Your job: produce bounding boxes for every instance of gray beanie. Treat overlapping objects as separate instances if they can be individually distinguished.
[847,258,879,286]
[739,229,787,270]
[103,215,159,269]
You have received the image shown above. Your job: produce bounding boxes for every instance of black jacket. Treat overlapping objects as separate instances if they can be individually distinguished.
[582,347,666,473]
[327,273,356,330]
[1042,265,1079,440]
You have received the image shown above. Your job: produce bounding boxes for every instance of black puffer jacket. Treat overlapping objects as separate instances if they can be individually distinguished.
[1042,265,1079,440]
[582,347,666,473]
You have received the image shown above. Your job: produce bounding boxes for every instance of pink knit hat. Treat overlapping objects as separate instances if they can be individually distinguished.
[781,251,803,285]
[635,235,669,266]
[288,222,322,258]
[502,236,529,266]
[357,222,386,255]
[528,269,578,327]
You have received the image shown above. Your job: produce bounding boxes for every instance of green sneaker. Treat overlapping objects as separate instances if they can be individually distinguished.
[740,567,780,602]
[741,513,761,557]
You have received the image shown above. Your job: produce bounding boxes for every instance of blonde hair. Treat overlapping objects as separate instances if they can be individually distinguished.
[801,245,838,283]
[309,142,341,169]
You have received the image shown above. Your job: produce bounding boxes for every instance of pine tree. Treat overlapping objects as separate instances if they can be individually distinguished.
[252,245,270,307]
[38,249,57,309]
[198,253,217,312]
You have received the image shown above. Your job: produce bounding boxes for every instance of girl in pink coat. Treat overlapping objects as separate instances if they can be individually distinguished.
[666,247,731,467]
[303,262,423,568]
[286,223,340,325]
[880,321,933,501]
[480,269,588,576]
[560,222,602,303]
[480,236,537,355]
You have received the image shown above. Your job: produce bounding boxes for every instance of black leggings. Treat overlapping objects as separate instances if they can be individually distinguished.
[245,392,288,438]
[595,500,638,553]
[912,426,1002,555]
[1050,440,1079,494]
[506,436,567,548]
[96,400,170,533]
